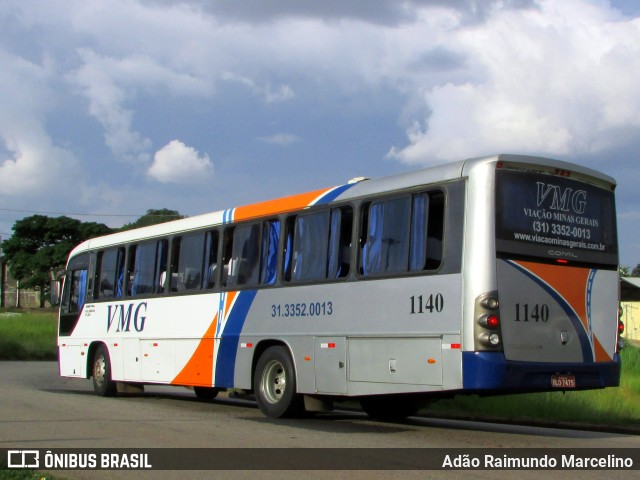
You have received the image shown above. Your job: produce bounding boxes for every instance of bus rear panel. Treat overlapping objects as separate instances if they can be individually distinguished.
[464,159,620,393]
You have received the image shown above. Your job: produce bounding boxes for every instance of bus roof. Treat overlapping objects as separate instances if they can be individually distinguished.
[68,154,615,258]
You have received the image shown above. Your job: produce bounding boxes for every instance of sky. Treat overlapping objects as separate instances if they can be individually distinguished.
[1,0,640,267]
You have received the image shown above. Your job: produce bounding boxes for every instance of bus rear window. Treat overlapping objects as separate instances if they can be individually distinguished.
[495,169,618,265]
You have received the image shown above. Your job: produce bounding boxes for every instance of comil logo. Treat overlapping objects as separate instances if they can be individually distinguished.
[7,450,39,468]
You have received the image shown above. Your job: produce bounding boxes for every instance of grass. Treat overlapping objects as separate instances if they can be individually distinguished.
[420,343,640,430]
[0,309,58,360]
[1,308,639,431]
[0,469,66,480]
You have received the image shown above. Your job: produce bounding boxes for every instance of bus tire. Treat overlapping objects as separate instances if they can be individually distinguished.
[92,345,117,397]
[254,346,304,418]
[360,395,419,420]
[194,387,220,400]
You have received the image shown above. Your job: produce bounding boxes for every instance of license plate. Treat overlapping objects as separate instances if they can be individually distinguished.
[551,375,576,388]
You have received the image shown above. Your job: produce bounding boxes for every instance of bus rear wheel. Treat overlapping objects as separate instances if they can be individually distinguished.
[92,345,117,397]
[254,346,304,418]
[194,387,220,400]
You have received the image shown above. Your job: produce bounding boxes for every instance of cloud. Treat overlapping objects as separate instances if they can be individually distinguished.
[256,134,300,146]
[148,140,213,184]
[221,71,295,104]
[388,0,640,165]
[70,48,213,165]
[191,0,537,26]
[0,49,79,197]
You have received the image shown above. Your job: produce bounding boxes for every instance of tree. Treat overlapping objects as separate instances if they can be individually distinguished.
[1,215,112,307]
[119,208,184,231]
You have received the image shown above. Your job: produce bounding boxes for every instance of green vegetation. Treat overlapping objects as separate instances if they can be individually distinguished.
[0,468,65,480]
[0,467,67,480]
[423,343,640,431]
[0,309,57,360]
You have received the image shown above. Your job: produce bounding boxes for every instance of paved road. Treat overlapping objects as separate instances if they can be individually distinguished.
[1,362,638,480]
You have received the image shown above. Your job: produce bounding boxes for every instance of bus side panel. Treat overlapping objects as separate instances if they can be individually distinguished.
[239,274,463,396]
[63,294,222,386]
[497,259,619,364]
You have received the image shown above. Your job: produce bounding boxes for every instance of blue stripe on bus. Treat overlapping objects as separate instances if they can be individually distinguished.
[313,183,355,205]
[462,351,620,390]
[506,260,594,363]
[223,208,235,224]
[215,289,258,387]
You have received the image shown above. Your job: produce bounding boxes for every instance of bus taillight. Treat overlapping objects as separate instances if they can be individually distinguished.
[475,292,502,351]
[478,314,500,329]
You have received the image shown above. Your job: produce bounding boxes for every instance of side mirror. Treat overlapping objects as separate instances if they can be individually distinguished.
[49,270,65,306]
[50,280,61,306]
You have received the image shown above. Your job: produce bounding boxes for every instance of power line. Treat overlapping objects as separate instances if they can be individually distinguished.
[0,208,183,219]
[0,208,142,217]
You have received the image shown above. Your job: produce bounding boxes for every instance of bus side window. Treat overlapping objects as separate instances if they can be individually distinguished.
[96,248,125,299]
[175,232,206,292]
[68,269,87,313]
[230,224,262,287]
[284,206,351,283]
[222,228,234,287]
[290,211,330,282]
[154,239,168,294]
[128,241,164,296]
[260,220,280,286]
[203,230,219,290]
[329,206,352,279]
[424,191,444,270]
[360,197,411,275]
[359,192,443,276]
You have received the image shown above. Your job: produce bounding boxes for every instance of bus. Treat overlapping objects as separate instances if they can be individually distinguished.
[57,154,622,419]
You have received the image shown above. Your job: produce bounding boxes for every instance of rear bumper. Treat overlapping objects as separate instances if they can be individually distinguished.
[462,351,621,392]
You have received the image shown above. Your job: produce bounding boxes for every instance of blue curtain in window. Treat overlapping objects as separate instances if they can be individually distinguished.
[327,209,342,278]
[154,240,167,293]
[261,221,280,285]
[115,249,124,298]
[410,194,429,271]
[363,203,383,275]
[132,244,155,295]
[293,213,329,281]
[284,226,293,279]
[77,270,87,310]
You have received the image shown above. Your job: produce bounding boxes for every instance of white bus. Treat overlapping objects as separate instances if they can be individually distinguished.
[57,154,622,419]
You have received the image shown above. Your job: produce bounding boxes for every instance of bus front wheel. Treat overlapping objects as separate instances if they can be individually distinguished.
[92,345,117,397]
[254,346,304,418]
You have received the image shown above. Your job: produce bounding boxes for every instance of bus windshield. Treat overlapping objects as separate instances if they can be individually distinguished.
[495,168,618,266]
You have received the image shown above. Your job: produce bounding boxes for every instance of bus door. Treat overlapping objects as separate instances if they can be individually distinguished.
[58,253,90,376]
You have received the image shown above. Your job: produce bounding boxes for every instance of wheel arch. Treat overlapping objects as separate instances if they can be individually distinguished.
[86,341,108,379]
[251,339,296,392]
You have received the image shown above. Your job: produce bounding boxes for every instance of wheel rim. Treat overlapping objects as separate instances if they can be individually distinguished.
[261,359,286,404]
[93,354,106,387]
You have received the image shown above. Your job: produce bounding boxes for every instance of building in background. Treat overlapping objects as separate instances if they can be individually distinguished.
[0,256,42,308]
[621,277,640,342]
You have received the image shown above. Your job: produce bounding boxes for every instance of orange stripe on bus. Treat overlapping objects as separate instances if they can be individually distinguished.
[224,291,238,320]
[233,187,331,222]
[515,261,590,330]
[593,335,612,362]
[171,313,219,387]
